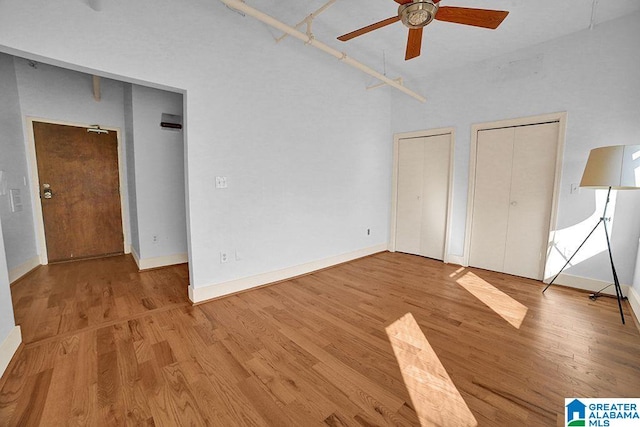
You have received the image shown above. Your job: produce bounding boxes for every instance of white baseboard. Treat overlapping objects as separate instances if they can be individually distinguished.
[9,256,40,284]
[131,247,141,269]
[628,286,640,326]
[445,254,465,266]
[553,273,629,297]
[189,244,388,304]
[131,249,188,271]
[0,326,21,378]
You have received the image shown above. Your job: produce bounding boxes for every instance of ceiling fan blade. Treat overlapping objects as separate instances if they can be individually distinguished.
[337,16,400,41]
[393,0,413,4]
[435,7,509,29]
[405,27,423,60]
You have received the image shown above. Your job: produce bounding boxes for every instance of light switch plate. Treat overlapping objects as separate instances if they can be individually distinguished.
[10,189,23,213]
[215,176,228,189]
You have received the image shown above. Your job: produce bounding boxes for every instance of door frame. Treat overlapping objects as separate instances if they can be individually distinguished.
[463,112,567,280]
[26,117,131,265]
[390,127,456,263]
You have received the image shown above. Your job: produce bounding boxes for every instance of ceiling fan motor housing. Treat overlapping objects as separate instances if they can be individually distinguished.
[399,0,439,29]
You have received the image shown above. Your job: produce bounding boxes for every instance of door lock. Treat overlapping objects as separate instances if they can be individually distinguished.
[42,183,53,199]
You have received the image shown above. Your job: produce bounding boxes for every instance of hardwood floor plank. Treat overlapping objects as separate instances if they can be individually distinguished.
[237,375,305,427]
[38,337,79,424]
[151,362,209,426]
[1,253,639,426]
[69,333,98,426]
[9,368,53,426]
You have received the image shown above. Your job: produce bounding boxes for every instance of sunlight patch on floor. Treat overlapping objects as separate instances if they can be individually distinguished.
[386,313,477,427]
[449,267,465,278]
[456,271,528,329]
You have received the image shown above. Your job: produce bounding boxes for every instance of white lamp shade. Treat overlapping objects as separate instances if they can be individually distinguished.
[580,144,640,189]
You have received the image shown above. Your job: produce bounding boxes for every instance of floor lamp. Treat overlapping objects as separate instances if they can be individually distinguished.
[543,145,640,324]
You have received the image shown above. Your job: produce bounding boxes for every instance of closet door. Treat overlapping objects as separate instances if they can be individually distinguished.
[395,134,450,260]
[396,139,425,255]
[468,128,513,273]
[503,122,559,278]
[469,122,558,280]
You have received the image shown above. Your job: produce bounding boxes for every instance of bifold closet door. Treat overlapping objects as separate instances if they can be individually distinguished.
[395,134,450,260]
[468,128,513,273]
[504,123,558,278]
[469,122,558,280]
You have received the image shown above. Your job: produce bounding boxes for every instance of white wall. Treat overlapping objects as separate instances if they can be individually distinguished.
[0,211,17,347]
[123,84,140,255]
[0,215,21,379]
[129,84,187,262]
[0,0,392,297]
[0,52,25,378]
[635,240,640,293]
[391,12,640,285]
[0,53,38,273]
[13,57,128,131]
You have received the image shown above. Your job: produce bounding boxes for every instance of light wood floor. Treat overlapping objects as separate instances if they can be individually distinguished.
[1,252,639,426]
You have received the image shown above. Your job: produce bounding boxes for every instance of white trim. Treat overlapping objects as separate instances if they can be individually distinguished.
[136,253,188,271]
[628,286,640,327]
[130,246,142,269]
[8,256,40,283]
[390,127,455,262]
[553,273,628,297]
[0,326,22,378]
[189,244,388,304]
[463,112,567,278]
[445,254,465,266]
[25,117,130,264]
[130,247,187,270]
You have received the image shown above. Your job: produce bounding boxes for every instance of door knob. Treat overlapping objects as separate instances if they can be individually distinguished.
[510,201,517,206]
[42,183,53,199]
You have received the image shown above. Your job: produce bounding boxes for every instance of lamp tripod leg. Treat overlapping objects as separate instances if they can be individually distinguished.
[542,218,603,293]
[602,210,625,324]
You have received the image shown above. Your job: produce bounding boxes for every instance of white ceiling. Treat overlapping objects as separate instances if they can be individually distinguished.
[240,0,640,84]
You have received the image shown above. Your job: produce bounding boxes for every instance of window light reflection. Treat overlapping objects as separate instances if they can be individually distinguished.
[386,313,477,427]
[455,271,528,329]
[545,189,615,279]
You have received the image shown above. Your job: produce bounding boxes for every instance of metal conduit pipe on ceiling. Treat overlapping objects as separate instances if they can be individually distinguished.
[219,0,427,103]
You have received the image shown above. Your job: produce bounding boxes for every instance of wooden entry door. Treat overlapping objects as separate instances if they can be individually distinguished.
[395,133,451,261]
[33,122,124,262]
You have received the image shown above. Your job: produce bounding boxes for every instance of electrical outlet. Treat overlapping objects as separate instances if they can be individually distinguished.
[367,228,371,236]
[215,176,228,189]
[220,252,228,263]
[152,235,159,244]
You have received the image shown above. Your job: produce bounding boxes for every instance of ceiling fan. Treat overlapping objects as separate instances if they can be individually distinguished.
[337,0,509,60]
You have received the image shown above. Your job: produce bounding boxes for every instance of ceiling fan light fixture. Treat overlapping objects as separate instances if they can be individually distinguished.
[399,1,438,29]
